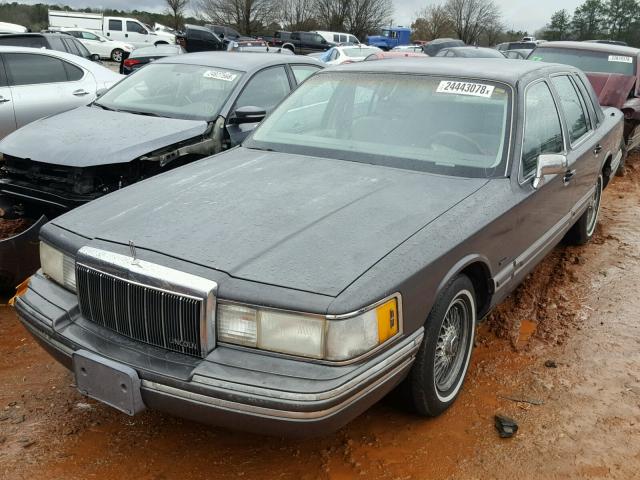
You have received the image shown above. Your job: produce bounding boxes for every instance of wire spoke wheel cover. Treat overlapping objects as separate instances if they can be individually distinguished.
[434,289,475,402]
[586,175,603,237]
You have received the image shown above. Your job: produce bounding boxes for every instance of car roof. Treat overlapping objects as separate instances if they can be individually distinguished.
[0,45,118,71]
[536,41,640,56]
[0,32,69,38]
[184,24,210,32]
[329,57,578,85]
[155,51,324,71]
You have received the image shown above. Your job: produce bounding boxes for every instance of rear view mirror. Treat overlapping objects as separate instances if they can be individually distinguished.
[533,154,567,189]
[232,105,266,124]
[96,87,108,97]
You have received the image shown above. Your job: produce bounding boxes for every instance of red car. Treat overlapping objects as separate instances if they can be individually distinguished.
[530,41,640,172]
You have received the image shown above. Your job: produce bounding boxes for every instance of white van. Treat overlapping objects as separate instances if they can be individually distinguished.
[314,31,360,45]
[48,10,174,48]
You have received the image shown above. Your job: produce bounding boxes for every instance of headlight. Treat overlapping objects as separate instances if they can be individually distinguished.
[40,242,76,292]
[217,297,400,361]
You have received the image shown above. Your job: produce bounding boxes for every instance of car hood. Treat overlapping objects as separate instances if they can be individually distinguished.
[55,148,489,297]
[0,106,208,167]
[585,72,636,109]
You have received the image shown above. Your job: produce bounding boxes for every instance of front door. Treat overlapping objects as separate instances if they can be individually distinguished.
[4,52,94,129]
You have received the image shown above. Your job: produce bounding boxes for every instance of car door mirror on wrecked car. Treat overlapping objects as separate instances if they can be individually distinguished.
[231,105,266,125]
[533,154,567,189]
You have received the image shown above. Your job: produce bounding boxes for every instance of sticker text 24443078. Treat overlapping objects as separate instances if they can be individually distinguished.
[436,81,495,98]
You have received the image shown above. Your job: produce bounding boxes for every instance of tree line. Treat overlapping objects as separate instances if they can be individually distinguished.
[542,0,640,46]
[410,0,528,46]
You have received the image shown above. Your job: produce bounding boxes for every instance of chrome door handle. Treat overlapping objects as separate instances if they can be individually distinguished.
[72,89,90,96]
[593,144,602,155]
[563,169,576,184]
[0,96,10,103]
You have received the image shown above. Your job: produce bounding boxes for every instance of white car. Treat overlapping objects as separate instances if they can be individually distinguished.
[0,21,27,34]
[60,28,134,62]
[314,30,360,45]
[319,45,382,65]
[391,45,424,53]
[0,46,122,138]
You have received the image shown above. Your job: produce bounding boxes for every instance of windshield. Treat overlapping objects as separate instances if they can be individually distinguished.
[95,63,243,121]
[246,72,511,178]
[531,47,637,75]
[343,47,380,57]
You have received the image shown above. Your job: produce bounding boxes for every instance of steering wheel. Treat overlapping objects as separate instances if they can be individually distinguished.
[427,131,485,155]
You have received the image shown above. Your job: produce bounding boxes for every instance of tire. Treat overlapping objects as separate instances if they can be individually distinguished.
[616,138,628,177]
[566,173,603,246]
[407,274,476,417]
[111,49,124,62]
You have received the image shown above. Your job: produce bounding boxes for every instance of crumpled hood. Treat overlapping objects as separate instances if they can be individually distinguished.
[585,72,636,109]
[54,148,489,297]
[0,106,208,167]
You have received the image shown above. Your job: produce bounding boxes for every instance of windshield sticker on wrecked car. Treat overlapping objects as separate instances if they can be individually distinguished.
[608,55,633,64]
[436,81,495,98]
[203,70,238,81]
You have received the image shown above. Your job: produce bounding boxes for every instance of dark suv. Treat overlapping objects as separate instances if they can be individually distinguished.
[205,24,253,42]
[0,33,99,61]
[277,31,334,54]
[176,25,225,52]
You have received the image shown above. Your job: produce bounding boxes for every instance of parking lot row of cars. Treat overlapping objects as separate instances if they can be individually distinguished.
[0,26,635,436]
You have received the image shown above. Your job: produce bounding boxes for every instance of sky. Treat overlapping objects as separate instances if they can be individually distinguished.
[392,0,584,33]
[19,0,584,33]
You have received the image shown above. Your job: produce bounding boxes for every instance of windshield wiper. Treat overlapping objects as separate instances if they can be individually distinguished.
[93,103,119,112]
[118,110,168,118]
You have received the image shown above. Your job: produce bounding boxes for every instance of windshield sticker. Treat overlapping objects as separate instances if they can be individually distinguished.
[608,55,633,64]
[436,81,495,98]
[203,70,238,81]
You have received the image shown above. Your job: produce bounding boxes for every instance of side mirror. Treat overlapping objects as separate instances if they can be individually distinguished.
[533,154,567,189]
[96,87,108,97]
[90,53,101,62]
[232,105,266,124]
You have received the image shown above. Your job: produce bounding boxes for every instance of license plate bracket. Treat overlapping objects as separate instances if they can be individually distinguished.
[73,349,145,416]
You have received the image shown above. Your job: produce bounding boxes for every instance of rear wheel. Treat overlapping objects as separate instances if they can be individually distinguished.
[110,49,124,62]
[566,173,603,245]
[407,275,476,417]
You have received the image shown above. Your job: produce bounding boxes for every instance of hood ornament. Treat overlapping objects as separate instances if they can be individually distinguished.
[129,241,138,265]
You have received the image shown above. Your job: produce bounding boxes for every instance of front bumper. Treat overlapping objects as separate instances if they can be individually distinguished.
[15,273,423,437]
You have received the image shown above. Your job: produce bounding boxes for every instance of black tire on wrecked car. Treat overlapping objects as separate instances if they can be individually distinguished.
[566,173,603,246]
[111,49,124,62]
[407,274,476,417]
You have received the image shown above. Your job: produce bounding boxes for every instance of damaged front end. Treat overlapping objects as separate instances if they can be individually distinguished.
[0,126,221,290]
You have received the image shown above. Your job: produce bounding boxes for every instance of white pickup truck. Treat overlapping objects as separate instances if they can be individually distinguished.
[48,10,175,48]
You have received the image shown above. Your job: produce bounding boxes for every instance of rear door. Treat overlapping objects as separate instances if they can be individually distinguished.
[0,56,17,138]
[105,18,126,43]
[4,52,96,129]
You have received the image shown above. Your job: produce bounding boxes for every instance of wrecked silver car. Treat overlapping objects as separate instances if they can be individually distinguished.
[0,52,323,288]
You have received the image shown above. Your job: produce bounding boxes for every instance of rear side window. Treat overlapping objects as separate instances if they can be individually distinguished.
[552,75,590,144]
[64,61,84,81]
[47,36,67,52]
[236,66,291,113]
[5,53,68,86]
[349,35,358,43]
[109,19,123,31]
[522,81,564,178]
[291,64,322,84]
[575,75,601,127]
[61,37,81,56]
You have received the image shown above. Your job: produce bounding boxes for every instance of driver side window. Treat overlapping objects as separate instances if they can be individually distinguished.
[522,81,564,179]
[235,66,291,114]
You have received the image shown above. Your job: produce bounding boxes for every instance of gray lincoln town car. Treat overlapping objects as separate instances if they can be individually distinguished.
[14,58,624,436]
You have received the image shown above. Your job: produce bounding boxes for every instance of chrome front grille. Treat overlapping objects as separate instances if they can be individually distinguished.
[74,248,218,358]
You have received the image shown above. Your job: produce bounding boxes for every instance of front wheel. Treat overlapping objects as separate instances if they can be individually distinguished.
[111,49,124,62]
[566,173,603,245]
[407,275,476,417]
